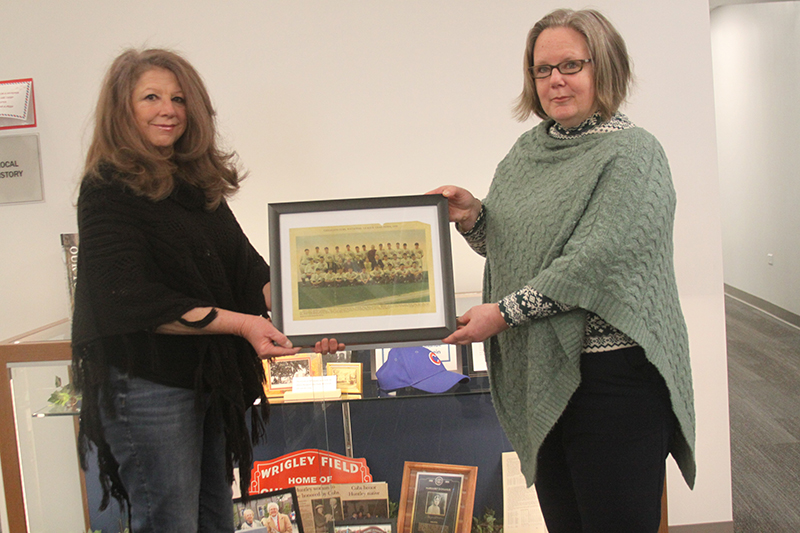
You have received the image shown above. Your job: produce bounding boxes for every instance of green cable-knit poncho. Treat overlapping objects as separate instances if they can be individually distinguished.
[482,119,696,489]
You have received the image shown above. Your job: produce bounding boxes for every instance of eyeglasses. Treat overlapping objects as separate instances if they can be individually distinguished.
[529,59,592,79]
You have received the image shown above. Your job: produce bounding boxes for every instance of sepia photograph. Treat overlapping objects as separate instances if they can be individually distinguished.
[291,225,433,317]
[326,362,363,394]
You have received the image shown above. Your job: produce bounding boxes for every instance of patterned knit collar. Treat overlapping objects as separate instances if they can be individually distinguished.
[548,112,635,139]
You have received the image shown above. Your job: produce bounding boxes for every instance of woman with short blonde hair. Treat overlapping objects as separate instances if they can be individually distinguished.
[431,8,694,532]
[514,8,633,122]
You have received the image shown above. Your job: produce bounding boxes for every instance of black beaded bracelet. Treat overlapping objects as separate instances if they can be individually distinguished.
[177,308,218,329]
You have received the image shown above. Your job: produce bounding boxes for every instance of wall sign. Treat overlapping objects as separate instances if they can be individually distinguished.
[0,134,43,204]
[0,79,36,130]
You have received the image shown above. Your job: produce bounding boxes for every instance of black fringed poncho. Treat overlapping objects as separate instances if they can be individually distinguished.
[72,166,271,509]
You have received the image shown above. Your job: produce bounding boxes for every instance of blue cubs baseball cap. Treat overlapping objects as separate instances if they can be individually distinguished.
[376,346,470,393]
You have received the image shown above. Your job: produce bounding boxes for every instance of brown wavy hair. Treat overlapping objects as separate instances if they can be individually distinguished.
[83,48,244,209]
[513,9,633,123]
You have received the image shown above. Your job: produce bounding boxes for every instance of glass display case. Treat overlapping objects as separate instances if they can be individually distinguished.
[0,319,87,533]
[0,295,511,533]
[1,297,668,533]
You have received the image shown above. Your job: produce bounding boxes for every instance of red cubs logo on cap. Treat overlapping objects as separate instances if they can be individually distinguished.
[429,352,442,366]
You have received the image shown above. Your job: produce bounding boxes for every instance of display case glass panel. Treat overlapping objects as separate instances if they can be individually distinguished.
[0,319,87,533]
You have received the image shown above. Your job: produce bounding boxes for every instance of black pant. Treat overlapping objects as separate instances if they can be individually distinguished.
[534,347,675,533]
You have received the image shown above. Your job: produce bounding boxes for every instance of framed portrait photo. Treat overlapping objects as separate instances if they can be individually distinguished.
[265,354,314,391]
[397,462,477,533]
[326,362,363,394]
[268,194,456,347]
[233,486,304,532]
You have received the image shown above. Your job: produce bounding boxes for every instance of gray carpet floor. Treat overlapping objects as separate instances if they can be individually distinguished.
[725,294,800,532]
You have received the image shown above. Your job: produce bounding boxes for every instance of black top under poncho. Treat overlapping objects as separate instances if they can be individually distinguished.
[72,165,271,509]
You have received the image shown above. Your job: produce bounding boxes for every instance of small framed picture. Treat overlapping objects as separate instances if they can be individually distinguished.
[466,342,488,377]
[233,486,304,532]
[268,194,456,347]
[397,462,478,533]
[326,362,363,394]
[329,518,396,533]
[265,354,313,391]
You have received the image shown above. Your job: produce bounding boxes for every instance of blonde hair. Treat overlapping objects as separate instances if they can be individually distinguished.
[83,48,244,209]
[513,9,633,122]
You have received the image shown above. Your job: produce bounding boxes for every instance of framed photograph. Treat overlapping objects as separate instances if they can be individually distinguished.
[330,518,396,533]
[326,362,363,394]
[466,343,488,377]
[269,195,456,347]
[265,354,314,391]
[233,486,304,532]
[397,462,478,533]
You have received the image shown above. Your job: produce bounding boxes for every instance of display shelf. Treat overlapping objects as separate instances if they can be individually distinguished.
[31,404,80,418]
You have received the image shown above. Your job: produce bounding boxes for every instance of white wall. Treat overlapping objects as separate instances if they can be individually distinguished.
[0,0,731,527]
[711,1,800,316]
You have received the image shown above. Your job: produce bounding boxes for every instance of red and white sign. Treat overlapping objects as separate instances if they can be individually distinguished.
[0,79,36,130]
[250,449,372,494]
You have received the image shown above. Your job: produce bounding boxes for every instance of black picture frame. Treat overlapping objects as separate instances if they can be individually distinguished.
[269,194,456,347]
[233,486,304,532]
[465,343,488,377]
[409,472,462,533]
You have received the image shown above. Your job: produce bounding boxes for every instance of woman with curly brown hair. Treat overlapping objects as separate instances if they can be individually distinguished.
[73,48,340,532]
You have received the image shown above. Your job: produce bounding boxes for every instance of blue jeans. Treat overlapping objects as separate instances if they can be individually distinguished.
[100,368,234,533]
